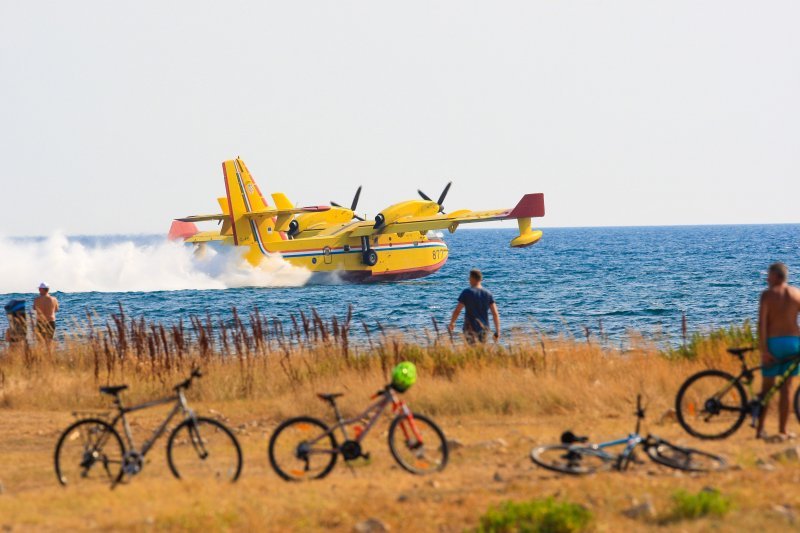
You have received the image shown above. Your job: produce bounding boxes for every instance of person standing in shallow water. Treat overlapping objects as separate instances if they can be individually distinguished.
[448,269,500,344]
[33,282,59,343]
[757,263,800,441]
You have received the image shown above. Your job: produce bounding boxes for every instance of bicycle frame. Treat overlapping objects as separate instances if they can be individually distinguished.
[567,433,644,466]
[107,389,195,457]
[564,396,648,467]
[716,353,800,407]
[309,387,423,453]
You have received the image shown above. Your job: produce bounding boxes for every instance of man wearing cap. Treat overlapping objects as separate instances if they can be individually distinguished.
[33,282,59,342]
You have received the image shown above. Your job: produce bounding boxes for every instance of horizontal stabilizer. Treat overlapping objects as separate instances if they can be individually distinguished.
[244,205,331,219]
[168,220,199,241]
[176,214,228,223]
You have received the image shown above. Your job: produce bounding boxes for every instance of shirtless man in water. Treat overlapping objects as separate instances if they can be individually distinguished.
[33,282,59,342]
[757,263,800,440]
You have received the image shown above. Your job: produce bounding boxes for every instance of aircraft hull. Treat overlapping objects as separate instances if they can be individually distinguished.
[274,237,449,282]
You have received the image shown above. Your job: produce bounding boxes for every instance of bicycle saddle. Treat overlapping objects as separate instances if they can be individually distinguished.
[560,431,588,444]
[727,347,753,358]
[99,385,128,396]
[317,392,344,402]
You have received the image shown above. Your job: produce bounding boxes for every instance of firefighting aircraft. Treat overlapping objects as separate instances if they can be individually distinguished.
[169,158,545,281]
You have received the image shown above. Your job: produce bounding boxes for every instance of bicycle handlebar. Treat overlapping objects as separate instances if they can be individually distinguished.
[634,394,646,434]
[175,367,203,391]
[371,384,392,399]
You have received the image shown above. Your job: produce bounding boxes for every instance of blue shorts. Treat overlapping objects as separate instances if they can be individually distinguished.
[763,336,800,378]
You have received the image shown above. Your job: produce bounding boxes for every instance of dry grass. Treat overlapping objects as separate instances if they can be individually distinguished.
[0,311,796,532]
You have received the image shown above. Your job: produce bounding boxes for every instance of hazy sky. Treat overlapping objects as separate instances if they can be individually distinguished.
[1,1,798,236]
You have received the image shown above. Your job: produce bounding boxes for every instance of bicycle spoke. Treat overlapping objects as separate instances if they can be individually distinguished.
[677,370,747,439]
[168,418,242,482]
[268,417,338,481]
[388,414,448,475]
[531,444,614,475]
[647,439,726,472]
[55,419,124,487]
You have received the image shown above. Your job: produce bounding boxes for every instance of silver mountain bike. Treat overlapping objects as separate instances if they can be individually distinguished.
[54,368,242,487]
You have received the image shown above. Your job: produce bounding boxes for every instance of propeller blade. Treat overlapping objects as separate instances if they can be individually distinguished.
[331,201,343,208]
[418,189,433,202]
[437,181,452,207]
[353,214,365,221]
[351,186,362,211]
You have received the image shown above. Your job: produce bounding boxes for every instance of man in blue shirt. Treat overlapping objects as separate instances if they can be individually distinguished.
[448,269,500,343]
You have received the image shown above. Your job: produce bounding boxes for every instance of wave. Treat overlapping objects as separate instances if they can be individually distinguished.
[0,233,312,294]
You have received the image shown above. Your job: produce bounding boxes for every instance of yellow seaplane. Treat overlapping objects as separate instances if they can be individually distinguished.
[169,158,545,281]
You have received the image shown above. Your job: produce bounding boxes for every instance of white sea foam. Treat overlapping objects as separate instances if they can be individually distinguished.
[0,233,312,294]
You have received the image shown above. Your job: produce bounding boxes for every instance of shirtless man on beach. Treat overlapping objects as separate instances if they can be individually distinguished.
[757,263,800,440]
[33,282,59,343]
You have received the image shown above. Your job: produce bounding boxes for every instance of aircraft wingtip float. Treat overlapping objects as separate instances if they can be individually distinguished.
[169,157,545,282]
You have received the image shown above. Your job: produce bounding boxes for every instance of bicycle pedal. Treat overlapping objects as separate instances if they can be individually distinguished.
[361,452,371,461]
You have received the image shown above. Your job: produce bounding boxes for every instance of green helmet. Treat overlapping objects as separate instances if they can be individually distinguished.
[391,361,417,392]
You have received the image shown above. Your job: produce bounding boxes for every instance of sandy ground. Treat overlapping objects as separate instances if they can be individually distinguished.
[2,401,800,532]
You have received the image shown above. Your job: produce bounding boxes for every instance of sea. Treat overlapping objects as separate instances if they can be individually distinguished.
[1,225,798,346]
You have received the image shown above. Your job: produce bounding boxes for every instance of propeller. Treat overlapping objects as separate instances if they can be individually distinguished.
[331,186,365,221]
[418,181,452,213]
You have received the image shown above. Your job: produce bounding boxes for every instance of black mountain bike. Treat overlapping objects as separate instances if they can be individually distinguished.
[54,369,242,487]
[675,347,800,439]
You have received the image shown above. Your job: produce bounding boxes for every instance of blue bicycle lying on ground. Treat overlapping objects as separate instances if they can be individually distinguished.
[530,395,726,475]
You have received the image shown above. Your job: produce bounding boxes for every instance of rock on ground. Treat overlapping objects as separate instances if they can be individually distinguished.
[353,518,390,533]
[770,446,800,463]
[622,501,656,520]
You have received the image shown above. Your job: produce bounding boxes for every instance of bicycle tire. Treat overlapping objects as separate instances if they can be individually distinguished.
[166,417,242,482]
[387,412,448,475]
[675,369,747,439]
[646,438,726,472]
[54,418,125,487]
[268,416,338,481]
[530,444,615,475]
[793,386,800,425]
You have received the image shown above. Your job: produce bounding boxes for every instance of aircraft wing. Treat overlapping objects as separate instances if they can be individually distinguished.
[331,193,545,237]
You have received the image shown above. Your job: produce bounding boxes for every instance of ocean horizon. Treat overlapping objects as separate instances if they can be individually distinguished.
[1,224,798,346]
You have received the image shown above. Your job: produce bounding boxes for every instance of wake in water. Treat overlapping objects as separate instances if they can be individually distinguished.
[0,233,313,294]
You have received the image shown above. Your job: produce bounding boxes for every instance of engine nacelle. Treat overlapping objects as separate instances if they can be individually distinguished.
[374,200,439,229]
[289,207,355,237]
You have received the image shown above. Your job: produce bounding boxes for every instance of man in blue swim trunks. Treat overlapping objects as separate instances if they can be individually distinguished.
[448,269,500,344]
[757,263,800,441]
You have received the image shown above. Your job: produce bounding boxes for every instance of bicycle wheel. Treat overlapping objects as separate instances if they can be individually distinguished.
[54,418,125,487]
[388,413,448,475]
[793,386,800,425]
[531,444,615,475]
[646,438,726,472]
[675,369,747,439]
[268,416,338,481]
[167,417,242,482]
